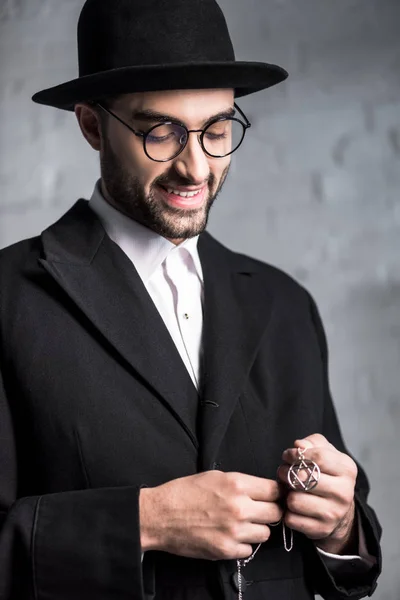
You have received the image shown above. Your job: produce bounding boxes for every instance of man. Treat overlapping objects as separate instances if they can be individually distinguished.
[0,0,382,599]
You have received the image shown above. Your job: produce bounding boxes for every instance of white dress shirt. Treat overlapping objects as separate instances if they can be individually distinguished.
[88,180,375,573]
[89,180,203,390]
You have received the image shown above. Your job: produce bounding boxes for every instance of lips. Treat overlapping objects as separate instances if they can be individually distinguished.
[161,185,203,198]
[156,184,207,209]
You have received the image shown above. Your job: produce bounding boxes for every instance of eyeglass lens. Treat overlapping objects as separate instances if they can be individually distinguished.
[144,119,245,161]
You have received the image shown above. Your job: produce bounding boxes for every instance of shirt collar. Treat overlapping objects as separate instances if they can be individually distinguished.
[89,179,203,284]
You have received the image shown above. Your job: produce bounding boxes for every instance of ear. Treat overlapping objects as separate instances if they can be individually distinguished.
[75,103,102,151]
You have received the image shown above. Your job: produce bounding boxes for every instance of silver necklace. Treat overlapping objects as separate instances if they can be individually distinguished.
[234,520,293,599]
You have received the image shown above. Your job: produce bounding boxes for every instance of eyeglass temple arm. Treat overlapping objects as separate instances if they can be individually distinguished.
[94,102,145,138]
[234,102,251,128]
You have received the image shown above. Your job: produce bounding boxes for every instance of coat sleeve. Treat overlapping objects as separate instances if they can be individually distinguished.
[303,292,382,600]
[0,365,148,600]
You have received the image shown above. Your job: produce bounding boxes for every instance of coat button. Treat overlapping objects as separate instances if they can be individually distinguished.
[212,462,221,470]
[231,571,247,593]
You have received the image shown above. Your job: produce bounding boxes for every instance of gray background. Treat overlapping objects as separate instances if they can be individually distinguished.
[0,1,399,597]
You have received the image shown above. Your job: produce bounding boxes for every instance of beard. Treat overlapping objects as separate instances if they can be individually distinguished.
[100,133,230,240]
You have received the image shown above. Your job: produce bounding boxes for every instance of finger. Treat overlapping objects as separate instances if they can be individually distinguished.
[277,465,355,506]
[282,446,339,475]
[251,500,284,525]
[281,447,355,478]
[294,434,334,449]
[285,492,355,536]
[294,438,315,451]
[285,491,341,521]
[284,511,331,540]
[277,464,331,497]
[227,472,283,503]
[236,522,272,546]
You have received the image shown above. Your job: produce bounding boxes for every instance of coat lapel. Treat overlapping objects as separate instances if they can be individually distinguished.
[39,200,199,450]
[39,201,276,469]
[197,233,276,471]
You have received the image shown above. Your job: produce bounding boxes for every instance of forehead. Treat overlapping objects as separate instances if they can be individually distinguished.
[114,88,235,124]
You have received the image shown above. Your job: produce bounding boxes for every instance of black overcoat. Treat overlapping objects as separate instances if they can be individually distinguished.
[0,201,381,600]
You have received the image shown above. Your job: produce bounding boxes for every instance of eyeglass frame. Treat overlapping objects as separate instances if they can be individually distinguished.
[94,100,251,162]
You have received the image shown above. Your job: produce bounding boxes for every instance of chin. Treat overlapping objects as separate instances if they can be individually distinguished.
[159,220,207,240]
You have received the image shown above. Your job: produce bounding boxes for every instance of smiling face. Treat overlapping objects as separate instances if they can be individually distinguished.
[77,89,235,244]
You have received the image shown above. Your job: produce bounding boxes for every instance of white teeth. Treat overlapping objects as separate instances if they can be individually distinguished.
[166,188,202,198]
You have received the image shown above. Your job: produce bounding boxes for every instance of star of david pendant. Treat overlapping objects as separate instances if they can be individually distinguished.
[287,452,320,492]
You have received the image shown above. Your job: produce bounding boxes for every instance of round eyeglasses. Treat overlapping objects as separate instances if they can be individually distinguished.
[95,102,251,162]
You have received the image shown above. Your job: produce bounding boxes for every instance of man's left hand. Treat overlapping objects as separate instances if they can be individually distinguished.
[277,434,358,554]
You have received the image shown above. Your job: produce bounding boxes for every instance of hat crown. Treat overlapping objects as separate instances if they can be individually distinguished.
[78,0,235,77]
[32,0,287,111]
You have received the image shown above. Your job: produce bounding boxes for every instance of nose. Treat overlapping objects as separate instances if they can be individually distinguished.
[173,131,210,185]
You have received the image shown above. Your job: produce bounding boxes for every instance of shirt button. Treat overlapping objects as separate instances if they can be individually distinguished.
[183,313,189,320]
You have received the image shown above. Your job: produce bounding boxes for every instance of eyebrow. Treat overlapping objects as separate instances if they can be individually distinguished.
[130,107,236,127]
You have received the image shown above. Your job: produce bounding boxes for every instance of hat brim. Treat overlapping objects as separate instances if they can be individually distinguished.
[32,61,288,110]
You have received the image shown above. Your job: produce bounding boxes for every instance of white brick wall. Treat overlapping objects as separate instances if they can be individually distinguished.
[1,0,399,596]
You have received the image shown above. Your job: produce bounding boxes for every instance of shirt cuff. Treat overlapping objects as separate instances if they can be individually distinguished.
[316,509,376,573]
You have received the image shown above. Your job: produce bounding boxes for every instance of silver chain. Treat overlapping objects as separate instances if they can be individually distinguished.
[234,447,310,597]
[235,520,293,598]
[283,521,293,552]
[236,541,262,600]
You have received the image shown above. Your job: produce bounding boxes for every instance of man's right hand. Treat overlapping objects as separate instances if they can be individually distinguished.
[139,470,283,561]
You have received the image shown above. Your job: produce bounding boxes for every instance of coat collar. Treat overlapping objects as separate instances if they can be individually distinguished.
[40,200,276,470]
[88,179,203,284]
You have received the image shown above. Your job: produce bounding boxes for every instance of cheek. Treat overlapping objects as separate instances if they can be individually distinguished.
[107,128,141,165]
[212,159,230,184]
[109,135,142,173]
[114,137,161,187]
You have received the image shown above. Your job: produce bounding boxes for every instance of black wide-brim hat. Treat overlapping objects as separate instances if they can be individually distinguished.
[32,0,288,111]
